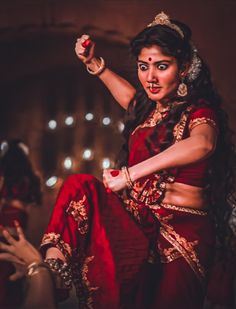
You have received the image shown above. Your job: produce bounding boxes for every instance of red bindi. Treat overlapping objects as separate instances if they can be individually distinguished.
[148,57,152,61]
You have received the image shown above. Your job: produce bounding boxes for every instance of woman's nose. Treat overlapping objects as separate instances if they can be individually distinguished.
[147,67,157,82]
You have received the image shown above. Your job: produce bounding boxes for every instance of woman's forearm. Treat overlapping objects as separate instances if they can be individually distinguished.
[25,267,56,308]
[129,134,215,182]
[88,57,136,110]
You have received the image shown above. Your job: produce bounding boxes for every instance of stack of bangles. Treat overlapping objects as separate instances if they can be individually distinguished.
[86,57,106,76]
[121,166,134,189]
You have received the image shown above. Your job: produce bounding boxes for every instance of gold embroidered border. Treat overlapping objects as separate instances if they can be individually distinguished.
[152,210,205,284]
[66,195,88,235]
[160,227,205,284]
[131,106,170,135]
[123,198,141,222]
[173,106,193,142]
[41,232,72,258]
[74,255,99,309]
[160,203,207,216]
[128,174,163,205]
[157,243,182,263]
[189,117,217,132]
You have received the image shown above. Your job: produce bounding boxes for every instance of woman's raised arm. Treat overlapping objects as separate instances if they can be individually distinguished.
[75,35,136,110]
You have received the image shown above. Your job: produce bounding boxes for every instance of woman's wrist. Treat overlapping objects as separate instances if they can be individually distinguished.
[128,166,138,183]
[86,57,106,76]
[121,166,134,189]
[27,260,50,277]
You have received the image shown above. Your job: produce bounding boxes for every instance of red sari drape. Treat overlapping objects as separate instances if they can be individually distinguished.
[41,104,217,309]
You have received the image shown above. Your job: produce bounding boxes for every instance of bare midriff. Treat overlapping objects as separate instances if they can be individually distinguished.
[163,182,207,210]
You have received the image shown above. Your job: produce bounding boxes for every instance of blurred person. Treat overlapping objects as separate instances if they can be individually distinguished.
[0,139,42,307]
[0,221,55,308]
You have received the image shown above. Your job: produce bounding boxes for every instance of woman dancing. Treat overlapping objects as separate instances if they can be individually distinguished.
[1,12,235,309]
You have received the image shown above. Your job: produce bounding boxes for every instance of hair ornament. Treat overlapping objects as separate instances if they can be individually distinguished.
[147,11,184,39]
[187,44,202,82]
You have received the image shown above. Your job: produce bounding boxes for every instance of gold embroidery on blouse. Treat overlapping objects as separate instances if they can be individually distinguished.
[131,105,171,135]
[41,232,72,258]
[66,196,88,234]
[173,106,193,142]
[189,117,217,131]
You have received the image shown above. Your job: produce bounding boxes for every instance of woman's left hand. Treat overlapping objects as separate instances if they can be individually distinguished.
[102,169,126,192]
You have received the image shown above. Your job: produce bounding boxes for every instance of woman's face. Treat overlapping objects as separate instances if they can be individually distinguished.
[137,45,181,104]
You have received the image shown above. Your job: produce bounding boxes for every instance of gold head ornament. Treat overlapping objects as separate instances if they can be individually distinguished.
[147,11,184,39]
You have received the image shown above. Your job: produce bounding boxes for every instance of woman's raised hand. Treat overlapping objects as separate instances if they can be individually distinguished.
[0,221,43,281]
[75,34,95,64]
[103,169,127,192]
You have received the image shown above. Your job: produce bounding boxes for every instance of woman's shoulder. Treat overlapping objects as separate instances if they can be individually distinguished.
[188,100,218,132]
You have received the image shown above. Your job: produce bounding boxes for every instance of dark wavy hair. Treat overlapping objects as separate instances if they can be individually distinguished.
[116,21,236,253]
[0,139,42,205]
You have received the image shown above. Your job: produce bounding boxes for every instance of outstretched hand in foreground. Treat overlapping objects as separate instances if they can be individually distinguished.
[0,221,42,281]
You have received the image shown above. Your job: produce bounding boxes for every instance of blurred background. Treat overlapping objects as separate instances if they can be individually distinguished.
[1,0,236,247]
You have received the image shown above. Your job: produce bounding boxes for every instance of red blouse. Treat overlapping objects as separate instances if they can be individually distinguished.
[128,105,218,188]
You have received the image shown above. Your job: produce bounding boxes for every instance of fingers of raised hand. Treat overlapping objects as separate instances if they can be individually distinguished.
[1,228,16,246]
[0,252,25,265]
[14,220,25,241]
[0,241,12,253]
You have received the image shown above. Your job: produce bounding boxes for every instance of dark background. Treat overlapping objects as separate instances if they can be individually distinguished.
[1,0,236,245]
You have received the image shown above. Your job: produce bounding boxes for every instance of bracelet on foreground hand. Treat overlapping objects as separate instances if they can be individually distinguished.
[27,261,51,277]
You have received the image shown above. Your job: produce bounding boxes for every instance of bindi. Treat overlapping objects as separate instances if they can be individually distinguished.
[148,57,152,61]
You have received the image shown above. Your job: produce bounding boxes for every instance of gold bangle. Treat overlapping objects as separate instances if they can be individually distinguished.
[27,261,50,277]
[121,166,133,189]
[86,57,105,76]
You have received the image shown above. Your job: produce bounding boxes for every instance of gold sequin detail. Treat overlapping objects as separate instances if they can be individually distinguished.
[66,195,88,234]
[41,232,72,258]
[157,243,182,263]
[131,105,170,135]
[189,117,217,131]
[152,211,206,283]
[173,106,193,142]
[160,203,207,216]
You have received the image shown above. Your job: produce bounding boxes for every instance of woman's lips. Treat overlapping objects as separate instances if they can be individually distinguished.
[149,87,161,94]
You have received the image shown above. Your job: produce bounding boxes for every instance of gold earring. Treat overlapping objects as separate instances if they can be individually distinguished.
[177,78,188,97]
